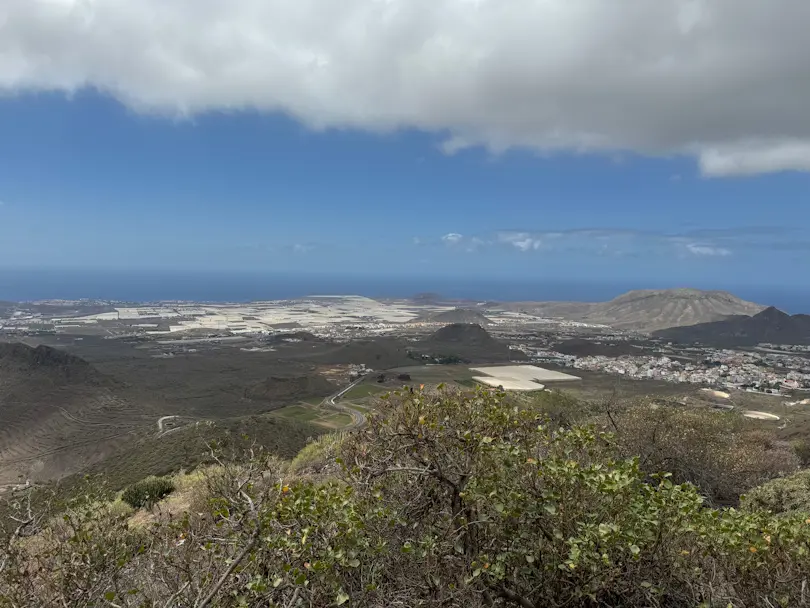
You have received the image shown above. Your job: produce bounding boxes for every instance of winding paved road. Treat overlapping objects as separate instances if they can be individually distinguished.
[323,378,367,428]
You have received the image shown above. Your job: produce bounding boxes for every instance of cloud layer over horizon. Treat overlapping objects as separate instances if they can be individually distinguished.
[3,0,810,175]
[425,226,808,259]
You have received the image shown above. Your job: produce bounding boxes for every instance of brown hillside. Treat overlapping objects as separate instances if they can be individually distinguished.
[0,343,151,485]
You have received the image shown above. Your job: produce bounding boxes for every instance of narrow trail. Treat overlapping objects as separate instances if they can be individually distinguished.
[58,407,121,428]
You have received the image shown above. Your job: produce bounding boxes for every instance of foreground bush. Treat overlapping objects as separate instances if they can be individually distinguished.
[792,437,810,466]
[742,468,810,515]
[2,387,810,607]
[601,402,798,504]
[121,476,175,509]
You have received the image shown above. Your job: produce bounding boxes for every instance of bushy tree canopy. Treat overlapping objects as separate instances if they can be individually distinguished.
[743,468,810,516]
[3,387,810,607]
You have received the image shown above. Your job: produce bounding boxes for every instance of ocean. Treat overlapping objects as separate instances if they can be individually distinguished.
[0,268,808,313]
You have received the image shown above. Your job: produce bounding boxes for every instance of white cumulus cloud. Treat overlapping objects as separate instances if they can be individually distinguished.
[699,142,810,177]
[686,243,732,257]
[497,232,543,252]
[4,1,810,175]
[441,232,464,244]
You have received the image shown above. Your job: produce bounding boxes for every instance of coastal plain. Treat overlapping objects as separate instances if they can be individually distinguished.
[2,289,809,489]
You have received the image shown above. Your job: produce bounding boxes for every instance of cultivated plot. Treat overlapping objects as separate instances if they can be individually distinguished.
[471,365,581,391]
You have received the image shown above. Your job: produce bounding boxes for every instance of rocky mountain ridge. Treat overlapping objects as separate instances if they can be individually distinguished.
[653,306,810,346]
[492,288,766,332]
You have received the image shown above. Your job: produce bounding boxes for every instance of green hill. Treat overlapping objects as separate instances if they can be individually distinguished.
[70,413,324,491]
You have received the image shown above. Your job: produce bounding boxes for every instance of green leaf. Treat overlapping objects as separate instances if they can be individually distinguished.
[629,544,641,556]
[104,591,116,601]
[543,503,557,515]
[336,590,350,605]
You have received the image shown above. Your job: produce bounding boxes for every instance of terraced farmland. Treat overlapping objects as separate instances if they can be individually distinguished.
[0,378,153,484]
[0,343,156,484]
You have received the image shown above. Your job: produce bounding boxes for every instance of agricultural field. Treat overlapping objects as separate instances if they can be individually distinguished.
[471,365,581,390]
[343,384,389,400]
[270,402,361,430]
[381,364,479,387]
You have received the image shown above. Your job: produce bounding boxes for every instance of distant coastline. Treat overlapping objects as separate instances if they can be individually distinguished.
[1,267,807,313]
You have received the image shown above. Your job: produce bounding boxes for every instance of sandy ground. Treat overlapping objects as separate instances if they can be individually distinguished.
[743,410,781,421]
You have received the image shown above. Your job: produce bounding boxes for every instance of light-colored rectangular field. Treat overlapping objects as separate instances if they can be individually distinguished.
[471,365,581,386]
[473,376,547,391]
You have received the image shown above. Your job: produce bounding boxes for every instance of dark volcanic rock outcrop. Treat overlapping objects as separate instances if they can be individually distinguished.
[654,307,810,346]
[0,342,109,385]
[418,323,525,363]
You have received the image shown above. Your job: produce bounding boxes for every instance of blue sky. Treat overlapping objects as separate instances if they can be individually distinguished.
[1,1,809,293]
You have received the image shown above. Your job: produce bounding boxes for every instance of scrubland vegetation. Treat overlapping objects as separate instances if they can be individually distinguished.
[2,387,810,607]
[121,477,176,510]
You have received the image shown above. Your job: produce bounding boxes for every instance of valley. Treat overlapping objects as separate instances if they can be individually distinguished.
[1,288,808,489]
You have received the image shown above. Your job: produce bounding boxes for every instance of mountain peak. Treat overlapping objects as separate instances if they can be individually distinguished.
[755,306,791,320]
[0,342,107,385]
[582,288,765,332]
[420,323,526,362]
[654,304,810,346]
[429,323,490,341]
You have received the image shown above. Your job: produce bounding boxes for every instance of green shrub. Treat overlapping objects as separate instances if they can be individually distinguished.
[742,468,810,515]
[289,432,345,473]
[121,476,175,509]
[6,388,810,607]
[792,438,810,466]
[602,402,798,504]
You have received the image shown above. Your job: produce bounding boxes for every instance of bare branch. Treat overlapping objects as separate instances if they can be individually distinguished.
[195,524,260,608]
[497,586,538,608]
[163,581,190,608]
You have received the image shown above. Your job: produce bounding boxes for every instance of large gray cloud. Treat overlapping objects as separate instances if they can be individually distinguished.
[3,0,810,175]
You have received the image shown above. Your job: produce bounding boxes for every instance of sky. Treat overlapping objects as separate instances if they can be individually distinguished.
[1,0,810,293]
